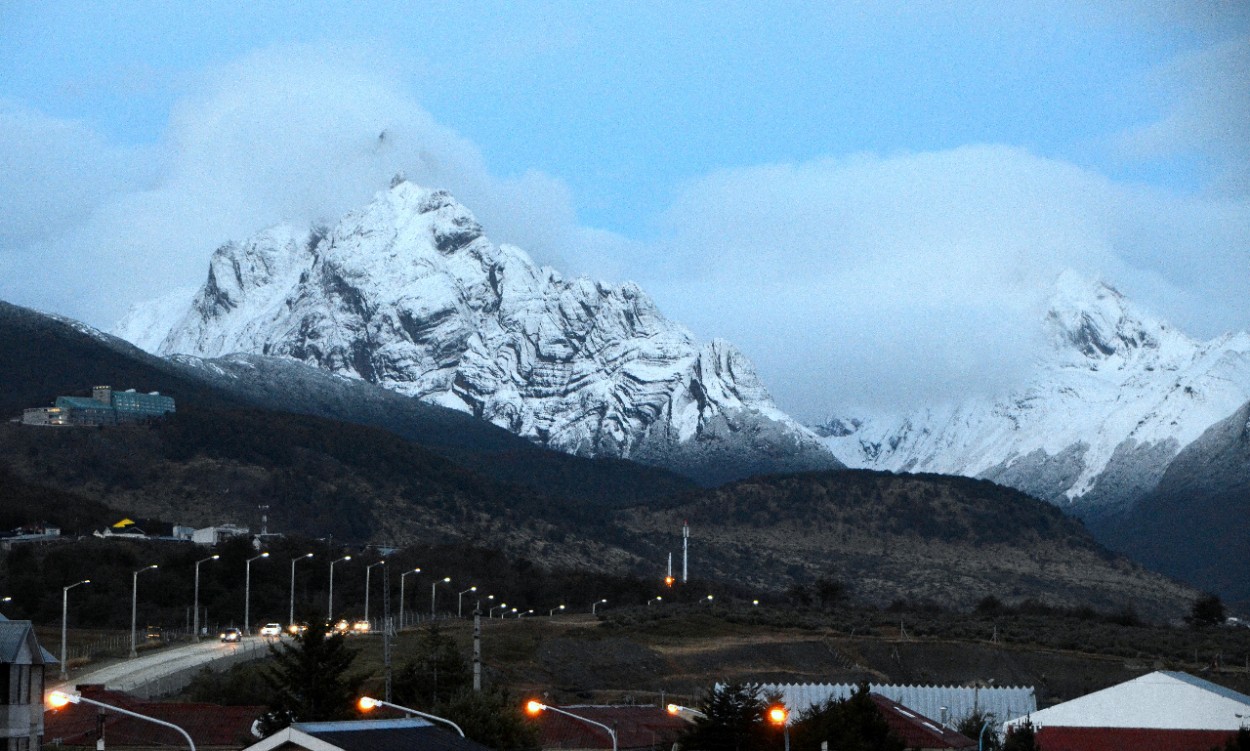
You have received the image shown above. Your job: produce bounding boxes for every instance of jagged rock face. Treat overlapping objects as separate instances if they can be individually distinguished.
[817,271,1250,513]
[117,181,839,483]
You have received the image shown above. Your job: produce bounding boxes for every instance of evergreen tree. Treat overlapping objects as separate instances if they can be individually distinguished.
[393,623,473,708]
[440,688,540,750]
[259,626,363,734]
[955,708,1001,751]
[791,684,904,751]
[679,683,772,751]
[1190,593,1226,627]
[1002,719,1039,751]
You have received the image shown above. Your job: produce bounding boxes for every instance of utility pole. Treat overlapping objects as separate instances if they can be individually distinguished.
[473,604,482,692]
[382,564,393,702]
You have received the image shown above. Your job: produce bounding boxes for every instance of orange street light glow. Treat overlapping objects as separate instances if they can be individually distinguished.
[358,697,378,712]
[666,704,680,715]
[47,691,76,709]
[525,700,545,715]
[664,576,675,587]
[768,705,788,725]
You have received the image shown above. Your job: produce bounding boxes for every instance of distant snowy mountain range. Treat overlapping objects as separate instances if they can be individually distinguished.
[815,271,1250,516]
[116,178,838,484]
[115,179,1249,510]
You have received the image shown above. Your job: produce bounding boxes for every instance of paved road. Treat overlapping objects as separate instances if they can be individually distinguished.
[52,636,279,696]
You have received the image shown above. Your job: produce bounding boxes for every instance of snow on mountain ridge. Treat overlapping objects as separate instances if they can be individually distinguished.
[820,271,1250,511]
[115,179,839,483]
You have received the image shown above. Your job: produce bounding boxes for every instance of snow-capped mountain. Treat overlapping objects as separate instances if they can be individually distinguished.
[116,178,839,483]
[816,271,1250,515]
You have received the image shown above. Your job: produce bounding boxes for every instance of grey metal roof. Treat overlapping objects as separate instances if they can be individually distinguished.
[1160,671,1250,708]
[756,682,1037,725]
[296,719,495,751]
[0,620,53,665]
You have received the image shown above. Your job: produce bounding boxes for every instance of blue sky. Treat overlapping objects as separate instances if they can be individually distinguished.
[2,2,1248,415]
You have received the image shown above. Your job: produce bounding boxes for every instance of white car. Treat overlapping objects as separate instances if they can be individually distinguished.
[259,623,282,637]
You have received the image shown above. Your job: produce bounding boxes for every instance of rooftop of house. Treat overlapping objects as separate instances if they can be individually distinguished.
[43,685,264,748]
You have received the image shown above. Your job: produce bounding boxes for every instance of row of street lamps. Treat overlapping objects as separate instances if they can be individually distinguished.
[57,550,624,681]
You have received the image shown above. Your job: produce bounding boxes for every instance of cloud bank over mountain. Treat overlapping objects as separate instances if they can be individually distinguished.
[2,41,1246,417]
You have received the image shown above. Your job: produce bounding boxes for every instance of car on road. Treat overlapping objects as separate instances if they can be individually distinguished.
[219,627,242,643]
[259,623,283,637]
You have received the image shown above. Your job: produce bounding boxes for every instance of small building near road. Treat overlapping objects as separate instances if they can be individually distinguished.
[243,718,495,751]
[757,682,1036,731]
[1003,670,1250,751]
[534,705,688,751]
[0,619,55,751]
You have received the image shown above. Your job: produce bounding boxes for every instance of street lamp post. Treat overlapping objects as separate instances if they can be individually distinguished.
[359,696,464,737]
[364,561,386,626]
[59,580,90,680]
[192,555,220,642]
[289,553,313,627]
[457,586,477,618]
[526,701,617,751]
[549,604,565,617]
[431,577,450,618]
[592,599,607,615]
[244,552,269,635]
[130,565,158,658]
[49,691,196,751]
[768,704,790,751]
[399,568,421,629]
[328,555,352,622]
[489,602,507,618]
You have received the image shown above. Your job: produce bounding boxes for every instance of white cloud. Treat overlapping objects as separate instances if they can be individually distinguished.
[0,45,597,327]
[2,44,1246,426]
[637,145,1250,417]
[1118,36,1250,196]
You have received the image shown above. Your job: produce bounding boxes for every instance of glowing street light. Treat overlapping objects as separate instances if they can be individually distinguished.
[526,701,617,751]
[358,696,464,736]
[648,596,662,606]
[431,576,450,617]
[592,599,607,615]
[192,555,220,642]
[49,690,196,751]
[768,704,790,751]
[244,552,269,635]
[130,564,158,657]
[328,555,352,621]
[399,568,421,629]
[549,604,565,617]
[489,602,508,618]
[60,580,90,680]
[289,553,313,627]
[666,703,708,720]
[457,586,477,618]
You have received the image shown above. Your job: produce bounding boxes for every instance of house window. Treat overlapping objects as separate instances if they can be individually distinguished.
[4,664,31,704]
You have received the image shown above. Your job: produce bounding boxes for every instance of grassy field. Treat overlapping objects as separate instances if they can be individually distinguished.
[343,605,1250,710]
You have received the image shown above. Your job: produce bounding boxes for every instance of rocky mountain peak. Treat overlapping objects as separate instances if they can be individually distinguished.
[1043,271,1176,365]
[115,179,840,483]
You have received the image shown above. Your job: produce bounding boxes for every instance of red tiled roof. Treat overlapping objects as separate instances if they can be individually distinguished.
[531,705,689,750]
[44,685,264,748]
[1035,726,1239,751]
[868,694,976,749]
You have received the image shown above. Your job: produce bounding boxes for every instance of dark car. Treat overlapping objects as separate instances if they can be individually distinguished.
[220,627,242,643]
